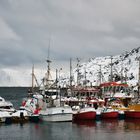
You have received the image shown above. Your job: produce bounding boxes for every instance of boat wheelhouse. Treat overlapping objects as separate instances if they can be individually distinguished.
[100,82,133,99]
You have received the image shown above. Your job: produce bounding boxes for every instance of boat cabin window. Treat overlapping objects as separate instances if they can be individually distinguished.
[108,86,112,92]
[116,86,120,92]
[0,106,11,109]
[120,86,127,93]
[76,92,79,97]
[104,87,108,92]
[45,91,58,96]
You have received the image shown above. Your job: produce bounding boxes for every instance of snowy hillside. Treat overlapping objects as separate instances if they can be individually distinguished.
[0,47,140,87]
[60,47,140,87]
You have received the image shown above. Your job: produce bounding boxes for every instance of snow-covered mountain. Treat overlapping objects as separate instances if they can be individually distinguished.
[0,47,140,87]
[60,47,140,87]
[71,47,140,85]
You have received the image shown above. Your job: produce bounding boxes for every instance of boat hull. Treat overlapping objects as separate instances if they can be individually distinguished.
[73,111,96,120]
[0,111,12,123]
[5,117,12,124]
[101,111,118,119]
[119,113,125,120]
[40,113,72,122]
[0,117,12,123]
[0,117,6,123]
[39,106,73,122]
[12,116,29,123]
[125,111,140,119]
[29,115,40,123]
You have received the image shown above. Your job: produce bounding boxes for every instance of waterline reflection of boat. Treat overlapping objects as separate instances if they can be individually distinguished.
[73,120,96,127]
[124,119,140,130]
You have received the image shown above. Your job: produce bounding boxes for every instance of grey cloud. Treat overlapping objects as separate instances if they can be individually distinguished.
[0,0,140,69]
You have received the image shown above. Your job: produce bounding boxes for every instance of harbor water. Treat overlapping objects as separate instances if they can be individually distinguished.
[0,87,140,140]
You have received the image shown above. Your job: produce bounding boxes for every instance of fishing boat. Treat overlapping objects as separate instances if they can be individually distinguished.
[100,81,134,119]
[11,107,30,123]
[38,87,73,122]
[10,105,39,123]
[72,106,96,121]
[23,92,73,122]
[101,107,119,119]
[125,111,140,119]
[38,57,73,122]
[22,56,73,122]
[124,104,140,119]
[39,106,72,122]
[70,86,99,121]
[100,82,133,99]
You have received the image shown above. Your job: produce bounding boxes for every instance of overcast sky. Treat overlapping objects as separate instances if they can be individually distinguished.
[0,0,140,71]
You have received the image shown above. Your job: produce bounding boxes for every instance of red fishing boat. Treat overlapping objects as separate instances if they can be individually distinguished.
[124,104,140,119]
[101,107,119,119]
[73,107,96,121]
[99,81,133,119]
[125,111,140,119]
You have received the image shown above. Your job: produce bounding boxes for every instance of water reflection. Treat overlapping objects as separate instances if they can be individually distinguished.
[0,119,140,140]
[73,120,96,127]
[124,119,140,131]
[73,119,140,133]
[99,119,119,132]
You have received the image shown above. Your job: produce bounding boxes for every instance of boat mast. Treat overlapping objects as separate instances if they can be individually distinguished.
[84,67,87,87]
[99,64,102,85]
[70,58,72,88]
[45,40,52,88]
[138,57,140,98]
[32,64,34,93]
[76,58,80,86]
[93,63,102,85]
[31,64,40,93]
[120,62,123,83]
[110,56,113,82]
[56,69,58,88]
[124,68,128,83]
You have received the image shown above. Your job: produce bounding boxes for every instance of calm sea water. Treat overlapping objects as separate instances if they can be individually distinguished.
[0,87,140,140]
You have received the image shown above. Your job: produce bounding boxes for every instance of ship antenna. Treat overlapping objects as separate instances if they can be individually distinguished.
[138,57,140,98]
[110,55,113,82]
[76,58,80,86]
[45,39,52,87]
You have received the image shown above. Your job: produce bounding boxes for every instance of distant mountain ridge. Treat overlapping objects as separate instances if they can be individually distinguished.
[0,47,140,87]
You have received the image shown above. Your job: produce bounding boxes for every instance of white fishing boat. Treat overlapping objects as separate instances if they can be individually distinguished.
[21,56,73,122]
[38,54,73,122]
[32,89,72,122]
[39,105,72,122]
[23,89,73,122]
[11,106,40,123]
[11,107,30,123]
